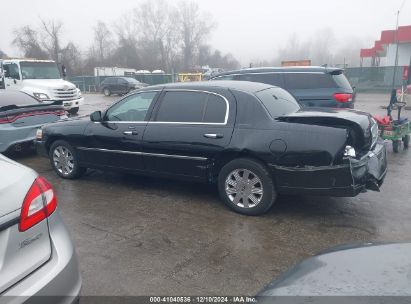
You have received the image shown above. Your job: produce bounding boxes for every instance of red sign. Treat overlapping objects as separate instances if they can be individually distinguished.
[403,66,410,80]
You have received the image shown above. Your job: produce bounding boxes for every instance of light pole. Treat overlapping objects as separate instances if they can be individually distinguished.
[391,10,400,89]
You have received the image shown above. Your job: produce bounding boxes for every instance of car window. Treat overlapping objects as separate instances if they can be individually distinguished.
[284,73,335,89]
[103,78,115,85]
[4,63,20,79]
[256,87,300,118]
[235,73,284,86]
[118,78,128,84]
[105,91,157,121]
[203,94,227,123]
[155,91,227,123]
[332,73,352,90]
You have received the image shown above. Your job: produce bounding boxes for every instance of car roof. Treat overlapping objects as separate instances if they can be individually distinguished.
[143,80,274,93]
[213,66,343,77]
[0,91,39,107]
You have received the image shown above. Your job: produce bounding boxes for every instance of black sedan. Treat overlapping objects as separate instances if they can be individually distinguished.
[37,81,387,215]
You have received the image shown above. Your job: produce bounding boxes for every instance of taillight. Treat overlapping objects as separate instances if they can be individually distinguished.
[56,110,66,116]
[0,111,64,124]
[334,93,353,103]
[0,115,16,124]
[19,176,57,232]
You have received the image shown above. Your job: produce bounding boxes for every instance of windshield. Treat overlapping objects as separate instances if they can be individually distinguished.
[256,87,300,118]
[20,61,61,80]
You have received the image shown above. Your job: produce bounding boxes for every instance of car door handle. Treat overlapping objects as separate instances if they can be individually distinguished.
[204,133,224,139]
[123,131,139,135]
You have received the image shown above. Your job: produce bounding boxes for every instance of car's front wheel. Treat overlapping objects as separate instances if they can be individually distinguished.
[218,158,276,215]
[49,140,86,179]
[68,107,79,115]
[103,88,111,96]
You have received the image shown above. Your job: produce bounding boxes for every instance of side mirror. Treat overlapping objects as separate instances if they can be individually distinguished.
[61,65,67,78]
[90,111,103,122]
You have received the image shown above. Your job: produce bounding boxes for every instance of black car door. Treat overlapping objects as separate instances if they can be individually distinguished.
[142,88,236,179]
[80,90,160,171]
[118,78,129,94]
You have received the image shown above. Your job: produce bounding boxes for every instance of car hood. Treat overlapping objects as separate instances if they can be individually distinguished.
[258,242,411,296]
[22,79,76,91]
[278,108,377,150]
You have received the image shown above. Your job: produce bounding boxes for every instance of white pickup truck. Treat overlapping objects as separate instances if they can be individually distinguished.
[0,59,84,114]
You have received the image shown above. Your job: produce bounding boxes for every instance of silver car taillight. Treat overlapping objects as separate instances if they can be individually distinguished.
[19,176,57,232]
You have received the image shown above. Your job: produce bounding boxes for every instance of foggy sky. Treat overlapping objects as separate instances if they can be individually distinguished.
[1,0,410,65]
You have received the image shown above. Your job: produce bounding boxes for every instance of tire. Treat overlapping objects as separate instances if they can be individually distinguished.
[103,88,111,96]
[393,139,401,153]
[68,107,79,115]
[218,158,276,216]
[403,135,410,149]
[49,140,86,179]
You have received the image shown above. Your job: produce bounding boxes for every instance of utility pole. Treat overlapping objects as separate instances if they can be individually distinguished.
[391,9,401,89]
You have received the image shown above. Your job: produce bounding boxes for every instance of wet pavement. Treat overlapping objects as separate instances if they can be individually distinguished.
[6,92,411,296]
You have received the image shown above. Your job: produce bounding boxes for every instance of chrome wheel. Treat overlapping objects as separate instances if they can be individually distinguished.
[225,169,263,208]
[52,146,74,176]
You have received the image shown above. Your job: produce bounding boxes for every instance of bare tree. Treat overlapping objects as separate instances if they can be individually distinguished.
[61,42,84,75]
[310,28,335,66]
[176,1,215,70]
[133,0,180,71]
[274,34,311,65]
[12,26,49,59]
[39,19,64,61]
[93,21,113,62]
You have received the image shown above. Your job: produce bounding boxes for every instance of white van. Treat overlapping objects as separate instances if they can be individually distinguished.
[0,59,84,114]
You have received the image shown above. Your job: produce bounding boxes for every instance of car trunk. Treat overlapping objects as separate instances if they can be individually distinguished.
[0,156,52,294]
[278,109,376,153]
[0,102,65,126]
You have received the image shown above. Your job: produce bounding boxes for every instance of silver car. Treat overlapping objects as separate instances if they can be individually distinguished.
[0,154,81,303]
[0,91,66,153]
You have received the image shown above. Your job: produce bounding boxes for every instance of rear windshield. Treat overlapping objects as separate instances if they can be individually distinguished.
[332,73,352,90]
[284,73,335,89]
[124,77,140,83]
[255,88,300,118]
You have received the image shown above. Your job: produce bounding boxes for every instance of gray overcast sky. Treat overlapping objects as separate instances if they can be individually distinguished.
[1,0,410,64]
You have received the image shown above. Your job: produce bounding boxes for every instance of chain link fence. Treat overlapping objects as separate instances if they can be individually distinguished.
[345,66,409,92]
[69,74,175,93]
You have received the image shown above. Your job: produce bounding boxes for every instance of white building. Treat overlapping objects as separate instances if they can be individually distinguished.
[360,25,411,67]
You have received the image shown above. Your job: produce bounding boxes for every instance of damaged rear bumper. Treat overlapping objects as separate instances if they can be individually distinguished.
[271,140,387,197]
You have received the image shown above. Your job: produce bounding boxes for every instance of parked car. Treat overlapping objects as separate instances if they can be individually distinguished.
[0,91,67,153]
[211,66,356,108]
[0,153,81,302]
[37,81,386,215]
[258,242,411,297]
[100,77,147,96]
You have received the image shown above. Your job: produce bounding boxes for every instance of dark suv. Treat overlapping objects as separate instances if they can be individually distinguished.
[211,66,355,108]
[100,77,146,96]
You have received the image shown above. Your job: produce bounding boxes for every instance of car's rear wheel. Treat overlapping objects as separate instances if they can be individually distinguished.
[393,139,401,153]
[103,88,111,96]
[49,140,86,179]
[218,158,276,215]
[403,135,410,149]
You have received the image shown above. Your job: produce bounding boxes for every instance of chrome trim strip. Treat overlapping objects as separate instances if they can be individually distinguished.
[212,71,324,79]
[104,89,229,125]
[77,147,208,161]
[0,216,19,232]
